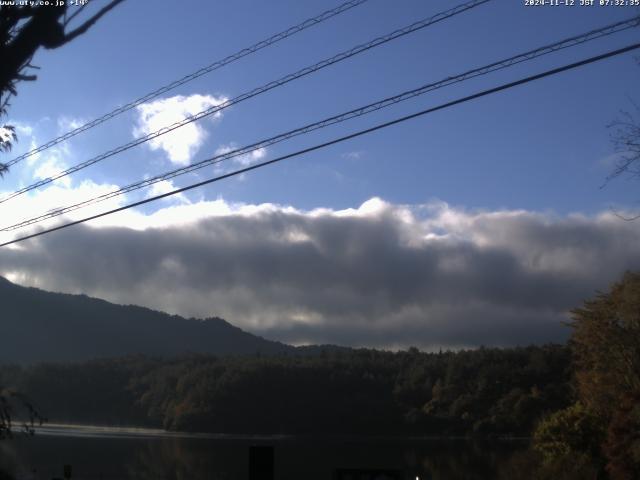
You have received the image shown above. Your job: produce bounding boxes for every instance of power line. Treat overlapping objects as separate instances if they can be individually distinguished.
[0,0,491,204]
[2,41,638,249]
[3,0,369,168]
[3,15,638,233]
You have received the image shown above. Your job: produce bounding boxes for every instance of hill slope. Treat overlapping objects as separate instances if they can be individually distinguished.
[0,276,293,363]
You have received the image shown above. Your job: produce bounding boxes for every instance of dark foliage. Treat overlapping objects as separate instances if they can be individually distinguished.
[0,1,125,108]
[0,345,571,437]
[608,100,640,185]
[0,386,45,440]
[603,391,640,480]
[531,271,640,479]
[0,1,125,171]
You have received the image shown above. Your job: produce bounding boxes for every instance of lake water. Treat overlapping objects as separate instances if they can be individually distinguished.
[0,425,529,479]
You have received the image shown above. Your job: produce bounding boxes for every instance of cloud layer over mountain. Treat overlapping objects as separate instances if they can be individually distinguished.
[2,198,639,350]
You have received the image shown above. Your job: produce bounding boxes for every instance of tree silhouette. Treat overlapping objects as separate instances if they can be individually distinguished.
[0,388,45,439]
[0,124,15,176]
[0,1,125,441]
[570,271,640,478]
[609,99,640,187]
[606,64,640,220]
[0,1,125,170]
[571,271,640,420]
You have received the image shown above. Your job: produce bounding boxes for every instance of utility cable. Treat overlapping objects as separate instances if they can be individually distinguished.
[2,41,638,248]
[3,14,637,232]
[3,0,370,168]
[0,0,491,204]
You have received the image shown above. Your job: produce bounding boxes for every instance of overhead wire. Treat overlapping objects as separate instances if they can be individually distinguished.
[0,0,491,204]
[2,14,638,232]
[3,0,370,168]
[2,41,639,248]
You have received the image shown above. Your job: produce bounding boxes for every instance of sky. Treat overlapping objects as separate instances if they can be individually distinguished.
[1,0,640,350]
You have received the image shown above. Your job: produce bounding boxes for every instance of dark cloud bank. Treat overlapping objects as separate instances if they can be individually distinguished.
[2,199,639,350]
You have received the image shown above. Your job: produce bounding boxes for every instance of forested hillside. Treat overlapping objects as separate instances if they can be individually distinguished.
[0,345,571,436]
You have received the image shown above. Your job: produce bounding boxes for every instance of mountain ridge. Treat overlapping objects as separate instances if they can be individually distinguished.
[0,276,297,363]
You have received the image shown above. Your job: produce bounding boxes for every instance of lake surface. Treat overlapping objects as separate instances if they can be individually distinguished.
[0,425,529,479]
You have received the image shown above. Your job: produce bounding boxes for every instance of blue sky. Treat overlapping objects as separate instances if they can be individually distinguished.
[1,0,640,349]
[5,0,640,213]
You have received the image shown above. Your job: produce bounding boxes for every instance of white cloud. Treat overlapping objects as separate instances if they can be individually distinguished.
[145,179,190,205]
[2,198,640,350]
[0,178,125,243]
[214,143,267,170]
[28,140,75,187]
[134,94,228,166]
[57,116,86,133]
[4,120,41,165]
[234,147,266,166]
[12,122,33,137]
[33,160,70,187]
[7,119,70,168]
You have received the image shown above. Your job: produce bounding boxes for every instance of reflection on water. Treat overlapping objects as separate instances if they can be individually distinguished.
[0,426,528,479]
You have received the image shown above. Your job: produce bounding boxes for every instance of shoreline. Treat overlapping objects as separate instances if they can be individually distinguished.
[33,423,530,443]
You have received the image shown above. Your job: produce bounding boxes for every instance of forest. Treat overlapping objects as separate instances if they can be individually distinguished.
[1,271,639,479]
[0,344,572,437]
